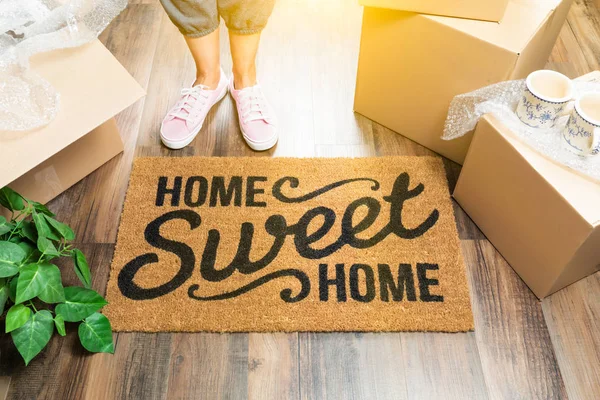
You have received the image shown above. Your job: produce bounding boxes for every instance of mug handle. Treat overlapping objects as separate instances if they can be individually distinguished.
[585,127,600,156]
[559,100,576,118]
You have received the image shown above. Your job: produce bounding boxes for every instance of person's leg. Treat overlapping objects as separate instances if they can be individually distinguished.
[228,32,261,90]
[219,0,275,89]
[158,0,229,149]
[159,0,222,88]
[185,30,221,89]
[219,0,277,151]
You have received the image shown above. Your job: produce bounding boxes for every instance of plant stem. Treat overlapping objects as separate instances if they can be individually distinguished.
[7,221,21,241]
[28,301,38,313]
[6,210,29,241]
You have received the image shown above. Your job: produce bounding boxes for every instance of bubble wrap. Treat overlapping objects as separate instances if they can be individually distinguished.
[443,79,600,182]
[0,0,127,131]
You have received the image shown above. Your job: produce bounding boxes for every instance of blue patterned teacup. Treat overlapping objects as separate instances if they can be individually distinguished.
[516,70,574,129]
[563,93,600,157]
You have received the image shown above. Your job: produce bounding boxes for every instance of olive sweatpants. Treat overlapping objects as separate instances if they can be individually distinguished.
[159,0,275,37]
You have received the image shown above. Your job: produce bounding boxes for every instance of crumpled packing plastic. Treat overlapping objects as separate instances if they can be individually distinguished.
[443,79,600,182]
[0,0,127,132]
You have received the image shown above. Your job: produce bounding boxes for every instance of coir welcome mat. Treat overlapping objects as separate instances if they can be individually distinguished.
[104,156,473,332]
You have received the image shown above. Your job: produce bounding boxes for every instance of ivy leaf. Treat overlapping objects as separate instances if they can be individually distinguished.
[78,313,114,354]
[72,249,91,289]
[0,278,8,315]
[11,310,54,365]
[0,241,26,278]
[0,187,25,212]
[55,287,108,322]
[37,237,60,259]
[15,263,45,304]
[18,240,40,265]
[21,221,38,243]
[37,263,65,303]
[0,216,13,236]
[8,277,17,303]
[54,315,66,337]
[43,215,74,241]
[32,212,60,241]
[5,304,32,333]
[7,236,21,244]
[0,263,18,279]
[0,241,26,264]
[31,201,55,217]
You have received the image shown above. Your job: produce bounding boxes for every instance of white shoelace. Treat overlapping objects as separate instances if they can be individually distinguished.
[238,85,272,124]
[169,85,211,122]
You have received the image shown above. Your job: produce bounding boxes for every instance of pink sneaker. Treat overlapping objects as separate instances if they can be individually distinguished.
[160,69,228,149]
[229,80,278,151]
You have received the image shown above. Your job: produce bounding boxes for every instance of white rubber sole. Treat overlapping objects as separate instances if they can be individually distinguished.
[160,87,228,150]
[241,129,279,151]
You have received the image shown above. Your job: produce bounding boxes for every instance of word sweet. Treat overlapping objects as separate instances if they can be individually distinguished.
[118,173,441,303]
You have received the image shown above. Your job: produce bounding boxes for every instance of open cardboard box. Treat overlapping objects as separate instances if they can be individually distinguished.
[359,0,509,22]
[453,72,600,299]
[0,40,144,212]
[354,0,573,165]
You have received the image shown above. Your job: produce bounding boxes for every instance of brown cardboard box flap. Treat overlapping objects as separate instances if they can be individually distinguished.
[359,0,509,22]
[0,40,145,189]
[429,0,562,52]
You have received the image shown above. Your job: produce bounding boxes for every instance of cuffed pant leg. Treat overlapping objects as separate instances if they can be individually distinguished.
[159,0,220,37]
[218,0,276,35]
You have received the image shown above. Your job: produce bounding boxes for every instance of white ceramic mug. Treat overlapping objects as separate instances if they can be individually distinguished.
[562,92,600,157]
[516,70,574,128]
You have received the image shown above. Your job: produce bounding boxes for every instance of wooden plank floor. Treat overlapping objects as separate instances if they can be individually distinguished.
[2,0,600,398]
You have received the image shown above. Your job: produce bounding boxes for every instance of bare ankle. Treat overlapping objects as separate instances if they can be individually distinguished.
[193,70,220,89]
[232,69,257,90]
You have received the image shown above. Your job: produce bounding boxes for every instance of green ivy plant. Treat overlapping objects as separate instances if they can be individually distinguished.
[0,186,114,365]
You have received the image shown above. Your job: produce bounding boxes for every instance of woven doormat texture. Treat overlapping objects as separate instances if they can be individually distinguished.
[104,156,473,332]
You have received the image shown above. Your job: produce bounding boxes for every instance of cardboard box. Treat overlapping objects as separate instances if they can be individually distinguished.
[0,40,144,208]
[359,0,509,22]
[453,73,600,298]
[354,0,573,165]
[4,118,123,206]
